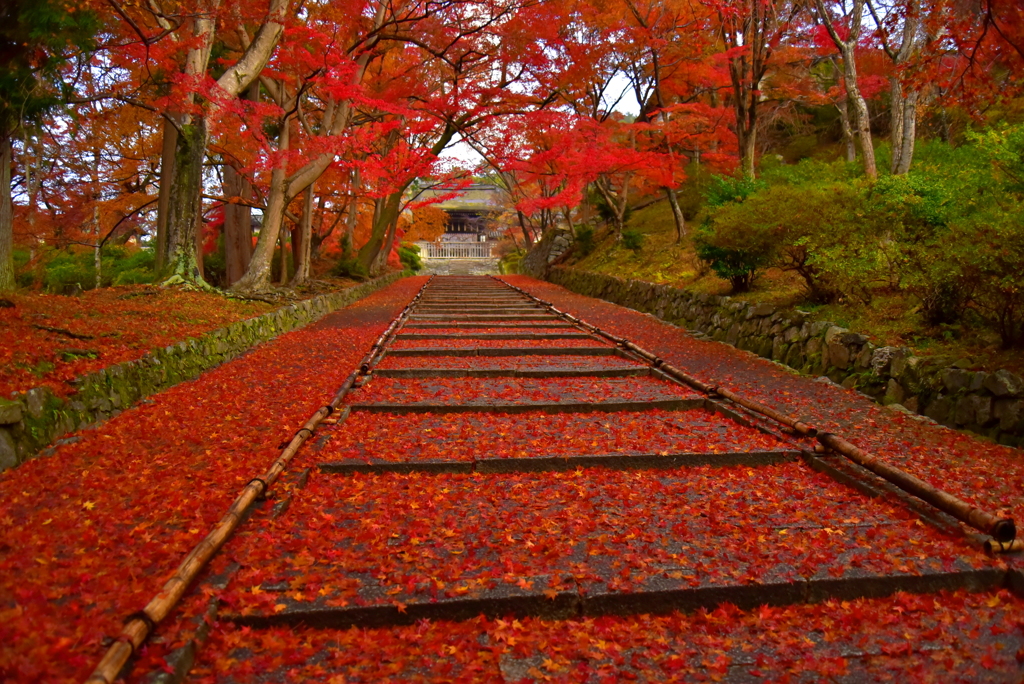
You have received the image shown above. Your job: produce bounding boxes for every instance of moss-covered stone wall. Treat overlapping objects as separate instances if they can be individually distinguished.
[0,272,406,470]
[546,267,1024,448]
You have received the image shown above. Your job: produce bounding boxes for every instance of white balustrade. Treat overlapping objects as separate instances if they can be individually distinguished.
[422,242,494,259]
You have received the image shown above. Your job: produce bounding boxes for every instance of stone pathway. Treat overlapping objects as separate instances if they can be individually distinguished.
[181,276,1024,682]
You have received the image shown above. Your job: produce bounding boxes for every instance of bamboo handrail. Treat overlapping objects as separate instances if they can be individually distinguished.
[495,277,1016,546]
[85,277,430,684]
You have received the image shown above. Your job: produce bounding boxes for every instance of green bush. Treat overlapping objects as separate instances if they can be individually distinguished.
[44,251,95,292]
[700,171,880,301]
[499,253,523,274]
[703,174,766,209]
[331,257,368,280]
[574,225,596,256]
[621,229,644,252]
[694,227,766,292]
[41,246,157,292]
[13,248,35,287]
[694,174,772,292]
[398,244,422,272]
[112,248,156,286]
[950,207,1024,347]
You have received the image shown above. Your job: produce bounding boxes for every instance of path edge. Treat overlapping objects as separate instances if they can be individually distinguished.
[0,271,409,471]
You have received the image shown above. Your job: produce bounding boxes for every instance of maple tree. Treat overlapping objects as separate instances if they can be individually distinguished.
[0,0,98,292]
[6,0,1020,290]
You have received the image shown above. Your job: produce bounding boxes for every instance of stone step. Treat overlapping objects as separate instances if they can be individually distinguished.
[408,315,561,322]
[373,367,650,379]
[228,567,1004,630]
[318,450,801,475]
[221,465,999,631]
[385,347,622,357]
[349,398,704,414]
[394,333,593,340]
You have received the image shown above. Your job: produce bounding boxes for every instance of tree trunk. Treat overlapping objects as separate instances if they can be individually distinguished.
[164,118,209,282]
[894,91,918,174]
[357,189,403,275]
[342,196,358,259]
[278,231,288,285]
[740,118,757,178]
[816,0,876,179]
[887,2,921,175]
[516,210,534,248]
[222,163,253,285]
[889,80,918,174]
[837,96,856,162]
[93,206,102,290]
[666,187,685,242]
[290,183,314,285]
[595,177,629,238]
[843,51,877,179]
[370,213,399,276]
[162,0,289,286]
[231,116,290,293]
[155,117,177,272]
[0,131,14,292]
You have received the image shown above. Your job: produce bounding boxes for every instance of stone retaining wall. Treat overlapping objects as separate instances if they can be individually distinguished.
[0,272,406,471]
[522,228,573,278]
[546,267,1024,448]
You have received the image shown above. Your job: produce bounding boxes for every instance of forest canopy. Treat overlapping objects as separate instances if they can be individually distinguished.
[0,0,1022,299]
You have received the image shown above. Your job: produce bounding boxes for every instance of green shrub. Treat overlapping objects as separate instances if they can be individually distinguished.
[694,227,766,292]
[621,229,644,252]
[574,226,596,256]
[704,174,766,208]
[398,244,422,272]
[113,268,154,286]
[759,157,862,188]
[44,251,95,292]
[331,257,368,280]
[41,246,157,292]
[695,175,771,292]
[699,179,880,302]
[944,206,1024,347]
[499,253,523,274]
[13,248,35,287]
[112,248,156,286]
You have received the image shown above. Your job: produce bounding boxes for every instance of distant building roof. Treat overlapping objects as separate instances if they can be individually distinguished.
[413,182,502,212]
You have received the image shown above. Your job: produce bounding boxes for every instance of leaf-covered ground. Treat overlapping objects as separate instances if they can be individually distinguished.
[189,588,1024,683]
[500,276,1024,530]
[5,275,1024,683]
[314,409,789,463]
[219,465,997,620]
[348,376,700,407]
[0,277,427,682]
[390,337,613,349]
[374,354,645,371]
[0,286,276,397]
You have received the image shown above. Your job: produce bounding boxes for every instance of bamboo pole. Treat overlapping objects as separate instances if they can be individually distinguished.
[85,277,429,684]
[817,432,1016,543]
[495,277,1016,545]
[986,538,1024,554]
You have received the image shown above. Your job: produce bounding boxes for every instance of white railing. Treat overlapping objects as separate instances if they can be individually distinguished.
[422,242,494,259]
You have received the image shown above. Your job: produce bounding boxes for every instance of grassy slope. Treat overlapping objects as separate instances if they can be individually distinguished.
[565,201,1024,377]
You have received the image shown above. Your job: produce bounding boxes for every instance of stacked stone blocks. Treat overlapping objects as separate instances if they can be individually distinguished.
[546,267,1024,448]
